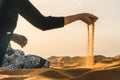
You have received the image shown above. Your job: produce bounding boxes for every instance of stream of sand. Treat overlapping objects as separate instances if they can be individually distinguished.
[86,24,95,66]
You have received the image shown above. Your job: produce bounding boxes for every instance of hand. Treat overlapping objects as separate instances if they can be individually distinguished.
[79,13,98,25]
[11,34,28,48]
[64,13,98,26]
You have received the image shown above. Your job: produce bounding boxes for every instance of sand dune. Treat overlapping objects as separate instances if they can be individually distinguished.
[69,67,120,80]
[0,55,120,80]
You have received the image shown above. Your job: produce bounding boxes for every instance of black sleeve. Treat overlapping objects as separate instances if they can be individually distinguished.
[18,0,64,31]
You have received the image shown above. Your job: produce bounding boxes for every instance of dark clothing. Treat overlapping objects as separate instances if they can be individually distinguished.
[0,0,64,65]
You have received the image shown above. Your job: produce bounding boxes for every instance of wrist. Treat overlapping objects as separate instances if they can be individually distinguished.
[11,34,19,41]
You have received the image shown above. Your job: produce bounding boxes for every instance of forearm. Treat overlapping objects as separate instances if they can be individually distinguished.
[64,14,79,26]
[11,34,18,41]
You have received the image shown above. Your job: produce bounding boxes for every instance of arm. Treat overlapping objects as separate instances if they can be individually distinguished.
[18,0,98,31]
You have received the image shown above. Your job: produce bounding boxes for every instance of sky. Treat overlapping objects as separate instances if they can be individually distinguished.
[11,0,120,58]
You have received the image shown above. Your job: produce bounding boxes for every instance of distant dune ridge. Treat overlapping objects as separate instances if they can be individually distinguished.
[48,56,86,68]
[0,55,120,80]
[48,55,120,68]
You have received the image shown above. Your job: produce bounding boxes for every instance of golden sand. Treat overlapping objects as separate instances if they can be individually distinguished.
[86,24,95,66]
[1,60,120,80]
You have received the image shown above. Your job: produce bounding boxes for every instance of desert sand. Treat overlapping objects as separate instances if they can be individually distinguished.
[0,55,120,80]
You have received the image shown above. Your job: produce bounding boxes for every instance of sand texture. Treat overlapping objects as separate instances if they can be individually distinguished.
[1,55,120,80]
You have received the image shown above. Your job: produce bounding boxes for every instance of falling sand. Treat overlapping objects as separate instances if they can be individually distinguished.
[86,23,95,67]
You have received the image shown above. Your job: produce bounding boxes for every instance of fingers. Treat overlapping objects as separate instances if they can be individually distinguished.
[83,17,92,25]
[20,40,27,48]
[89,14,98,24]
[19,36,28,48]
[87,14,98,25]
[80,13,98,25]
